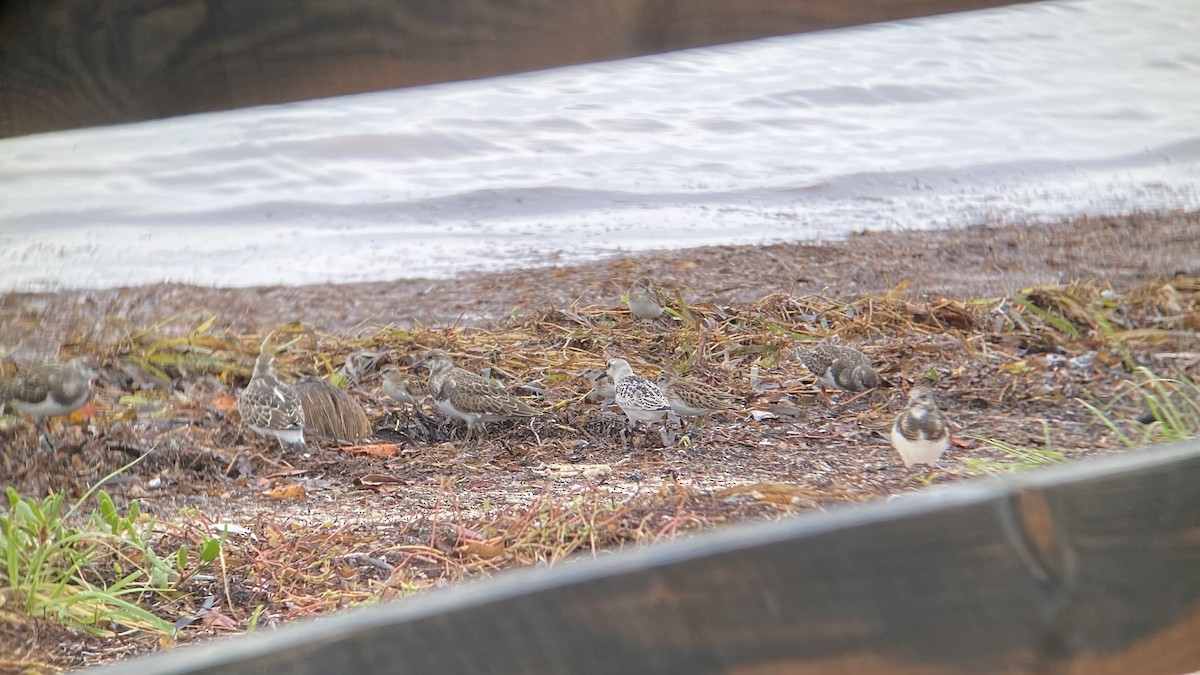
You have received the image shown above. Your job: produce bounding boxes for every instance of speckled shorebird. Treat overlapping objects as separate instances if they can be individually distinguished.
[655,368,740,419]
[0,357,99,447]
[891,386,951,468]
[0,358,98,420]
[416,349,542,440]
[625,277,668,321]
[795,343,881,393]
[238,352,306,450]
[581,367,616,407]
[605,357,672,430]
[380,366,432,408]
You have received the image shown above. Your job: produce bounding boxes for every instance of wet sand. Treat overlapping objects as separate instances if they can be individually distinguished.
[2,210,1198,354]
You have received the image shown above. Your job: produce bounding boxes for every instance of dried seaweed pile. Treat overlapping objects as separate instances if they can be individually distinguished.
[1,275,1198,669]
[2,275,1197,499]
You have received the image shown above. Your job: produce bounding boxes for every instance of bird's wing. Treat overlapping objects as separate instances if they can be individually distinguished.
[445,374,540,416]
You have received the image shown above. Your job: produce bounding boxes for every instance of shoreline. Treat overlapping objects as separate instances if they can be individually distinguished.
[2,210,1198,357]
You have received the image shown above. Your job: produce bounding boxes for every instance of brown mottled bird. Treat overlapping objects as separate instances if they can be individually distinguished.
[581,366,616,407]
[891,386,951,467]
[416,349,542,440]
[293,376,372,445]
[795,344,880,393]
[0,358,97,420]
[655,368,740,419]
[238,353,306,450]
[0,358,98,447]
[380,366,432,408]
[625,277,668,321]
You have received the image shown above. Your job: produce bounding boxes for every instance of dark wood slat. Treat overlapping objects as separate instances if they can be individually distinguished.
[91,440,1200,675]
[0,0,1038,138]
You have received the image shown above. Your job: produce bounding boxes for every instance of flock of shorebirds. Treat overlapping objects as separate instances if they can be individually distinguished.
[0,278,952,469]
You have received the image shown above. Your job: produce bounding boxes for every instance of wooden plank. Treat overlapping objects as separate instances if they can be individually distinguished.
[91,440,1200,675]
[0,0,1039,138]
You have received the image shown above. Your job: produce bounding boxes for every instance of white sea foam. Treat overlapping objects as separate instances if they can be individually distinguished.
[0,0,1197,290]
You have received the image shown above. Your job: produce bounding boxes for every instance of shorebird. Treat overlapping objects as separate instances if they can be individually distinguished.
[891,386,951,467]
[415,349,542,441]
[581,366,616,408]
[380,364,438,427]
[381,366,432,408]
[292,376,372,445]
[0,357,99,448]
[238,352,306,450]
[605,357,672,434]
[655,367,740,420]
[795,343,881,394]
[625,277,668,322]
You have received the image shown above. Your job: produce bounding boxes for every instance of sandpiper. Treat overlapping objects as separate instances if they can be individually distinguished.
[381,364,438,426]
[381,366,432,408]
[416,349,542,441]
[656,367,740,419]
[581,366,616,407]
[795,343,881,393]
[605,357,672,431]
[625,277,668,321]
[238,352,306,450]
[0,357,99,448]
[891,386,951,467]
[1,358,98,419]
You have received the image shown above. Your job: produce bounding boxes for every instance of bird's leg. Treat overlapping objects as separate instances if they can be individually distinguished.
[633,426,646,451]
[902,465,937,487]
[37,418,54,454]
[411,405,441,439]
[837,389,874,407]
[273,438,293,461]
[619,419,635,450]
[671,412,692,445]
[411,401,436,425]
[658,423,675,448]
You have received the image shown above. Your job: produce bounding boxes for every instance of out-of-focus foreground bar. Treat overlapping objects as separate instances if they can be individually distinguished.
[0,0,1036,138]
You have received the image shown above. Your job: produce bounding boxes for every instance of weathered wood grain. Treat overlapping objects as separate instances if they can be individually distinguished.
[91,440,1200,675]
[0,0,1037,138]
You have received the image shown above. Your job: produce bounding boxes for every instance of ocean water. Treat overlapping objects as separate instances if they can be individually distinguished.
[0,0,1197,291]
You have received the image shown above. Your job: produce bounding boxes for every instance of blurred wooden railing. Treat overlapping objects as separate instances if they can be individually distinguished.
[86,439,1200,675]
